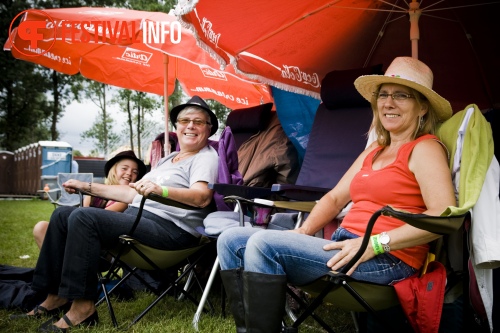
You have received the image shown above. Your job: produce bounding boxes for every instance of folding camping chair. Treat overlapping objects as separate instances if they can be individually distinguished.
[273,105,496,333]
[46,173,93,209]
[94,192,216,329]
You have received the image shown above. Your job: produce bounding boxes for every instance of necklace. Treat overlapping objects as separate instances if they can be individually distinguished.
[173,151,198,163]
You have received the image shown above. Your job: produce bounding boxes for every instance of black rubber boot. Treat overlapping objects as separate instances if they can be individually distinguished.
[220,268,247,333]
[243,271,287,333]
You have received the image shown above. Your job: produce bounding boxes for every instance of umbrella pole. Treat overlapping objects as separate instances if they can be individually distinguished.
[164,53,171,156]
[409,0,421,59]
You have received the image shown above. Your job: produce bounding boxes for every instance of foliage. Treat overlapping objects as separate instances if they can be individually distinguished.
[206,99,231,132]
[1,0,136,152]
[0,0,53,151]
[80,82,120,156]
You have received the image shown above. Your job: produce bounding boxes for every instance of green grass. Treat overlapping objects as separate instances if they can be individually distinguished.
[0,199,356,332]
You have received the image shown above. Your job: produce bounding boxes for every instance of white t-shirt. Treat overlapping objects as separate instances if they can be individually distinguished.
[130,145,218,237]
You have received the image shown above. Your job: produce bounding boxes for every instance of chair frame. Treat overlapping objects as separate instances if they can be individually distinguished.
[287,205,468,332]
[47,173,93,209]
[86,191,216,329]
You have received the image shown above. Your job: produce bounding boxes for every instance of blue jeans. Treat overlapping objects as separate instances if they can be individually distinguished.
[32,206,199,300]
[217,226,417,286]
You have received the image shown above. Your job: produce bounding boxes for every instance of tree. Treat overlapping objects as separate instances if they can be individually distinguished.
[80,81,120,156]
[0,0,53,151]
[206,99,231,133]
[112,89,162,159]
[1,0,131,151]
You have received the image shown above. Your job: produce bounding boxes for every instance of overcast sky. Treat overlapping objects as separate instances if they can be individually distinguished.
[59,97,167,158]
[58,100,118,156]
[58,99,146,157]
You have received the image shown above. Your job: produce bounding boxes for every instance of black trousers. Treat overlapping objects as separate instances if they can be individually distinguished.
[32,206,198,300]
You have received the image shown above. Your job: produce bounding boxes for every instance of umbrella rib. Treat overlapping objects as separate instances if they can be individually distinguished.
[420,13,458,23]
[421,1,500,12]
[239,0,346,52]
[363,0,405,67]
[240,0,426,54]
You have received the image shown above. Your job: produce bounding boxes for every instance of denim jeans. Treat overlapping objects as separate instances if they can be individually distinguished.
[32,205,199,300]
[217,226,417,286]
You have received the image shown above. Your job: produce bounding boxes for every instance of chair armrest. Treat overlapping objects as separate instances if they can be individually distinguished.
[209,183,272,199]
[381,206,467,235]
[224,195,316,214]
[271,184,330,201]
[77,188,199,210]
[338,206,468,275]
[147,193,200,210]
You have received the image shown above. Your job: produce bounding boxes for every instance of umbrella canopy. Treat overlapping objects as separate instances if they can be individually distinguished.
[176,0,500,112]
[4,7,274,150]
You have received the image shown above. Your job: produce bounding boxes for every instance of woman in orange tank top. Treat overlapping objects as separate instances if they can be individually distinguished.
[216,57,457,333]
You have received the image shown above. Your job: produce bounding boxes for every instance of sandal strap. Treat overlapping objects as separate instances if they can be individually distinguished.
[33,305,49,316]
[62,314,74,328]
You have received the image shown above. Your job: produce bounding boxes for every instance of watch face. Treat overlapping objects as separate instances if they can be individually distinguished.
[380,233,390,245]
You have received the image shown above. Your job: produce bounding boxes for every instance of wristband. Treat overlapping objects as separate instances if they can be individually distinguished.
[88,182,92,194]
[161,186,169,198]
[370,234,385,256]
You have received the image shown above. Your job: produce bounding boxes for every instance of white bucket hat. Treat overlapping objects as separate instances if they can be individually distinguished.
[354,57,452,121]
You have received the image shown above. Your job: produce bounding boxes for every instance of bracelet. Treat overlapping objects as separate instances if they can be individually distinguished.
[370,234,385,256]
[88,182,92,194]
[161,186,169,198]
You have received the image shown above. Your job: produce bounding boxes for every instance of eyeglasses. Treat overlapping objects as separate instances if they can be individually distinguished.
[176,118,211,126]
[373,92,415,101]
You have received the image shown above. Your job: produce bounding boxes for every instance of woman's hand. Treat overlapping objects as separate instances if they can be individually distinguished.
[130,179,161,197]
[62,179,87,194]
[323,237,376,275]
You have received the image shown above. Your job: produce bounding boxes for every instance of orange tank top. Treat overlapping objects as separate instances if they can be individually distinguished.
[341,134,439,269]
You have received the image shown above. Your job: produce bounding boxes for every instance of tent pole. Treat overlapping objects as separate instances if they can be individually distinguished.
[164,53,170,156]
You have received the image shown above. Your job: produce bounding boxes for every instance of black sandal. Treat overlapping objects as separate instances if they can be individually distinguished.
[38,311,98,333]
[9,303,71,320]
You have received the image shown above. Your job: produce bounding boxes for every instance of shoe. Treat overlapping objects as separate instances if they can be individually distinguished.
[9,303,71,320]
[38,311,98,332]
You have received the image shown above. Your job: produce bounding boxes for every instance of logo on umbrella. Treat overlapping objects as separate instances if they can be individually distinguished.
[120,47,153,65]
[9,9,56,57]
[9,9,183,58]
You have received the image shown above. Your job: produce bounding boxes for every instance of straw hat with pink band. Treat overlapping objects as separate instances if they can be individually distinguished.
[354,56,453,122]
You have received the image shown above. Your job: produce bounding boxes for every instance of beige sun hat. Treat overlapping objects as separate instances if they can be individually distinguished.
[354,57,452,121]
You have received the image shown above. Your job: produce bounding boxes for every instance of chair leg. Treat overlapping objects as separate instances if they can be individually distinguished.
[179,268,195,301]
[193,256,220,331]
[97,272,118,328]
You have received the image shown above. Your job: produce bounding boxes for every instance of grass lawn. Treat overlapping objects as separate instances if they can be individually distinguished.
[0,199,356,332]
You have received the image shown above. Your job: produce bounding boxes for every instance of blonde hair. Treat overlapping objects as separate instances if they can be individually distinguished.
[369,86,439,146]
[105,158,138,185]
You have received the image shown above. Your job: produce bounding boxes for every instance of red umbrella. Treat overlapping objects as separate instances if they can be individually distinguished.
[4,7,273,153]
[176,0,500,112]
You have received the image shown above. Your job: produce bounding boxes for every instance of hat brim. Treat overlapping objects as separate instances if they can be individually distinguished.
[170,103,218,136]
[354,75,452,121]
[105,155,147,180]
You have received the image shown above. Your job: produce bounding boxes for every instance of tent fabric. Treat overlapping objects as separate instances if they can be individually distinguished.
[272,86,320,163]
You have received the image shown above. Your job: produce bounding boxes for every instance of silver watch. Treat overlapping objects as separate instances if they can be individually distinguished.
[379,232,391,252]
